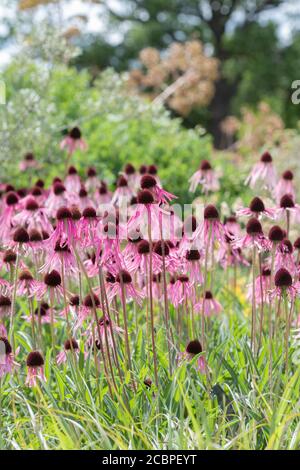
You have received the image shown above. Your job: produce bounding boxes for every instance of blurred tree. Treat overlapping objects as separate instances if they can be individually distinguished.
[75,0,285,147]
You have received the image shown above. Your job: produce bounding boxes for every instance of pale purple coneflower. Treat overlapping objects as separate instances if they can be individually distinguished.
[0,337,15,377]
[0,295,11,319]
[224,215,241,237]
[183,249,203,284]
[108,269,144,306]
[236,196,276,220]
[168,275,195,308]
[13,196,52,233]
[40,241,77,276]
[194,291,222,317]
[270,268,297,301]
[56,338,79,365]
[60,127,87,155]
[275,239,297,276]
[45,207,77,248]
[65,166,82,193]
[188,160,219,194]
[274,170,295,203]
[232,218,270,251]
[16,269,39,297]
[127,189,163,242]
[247,267,271,305]
[25,351,46,387]
[45,182,68,218]
[245,151,277,190]
[75,293,100,329]
[276,194,300,228]
[19,152,38,172]
[193,204,225,248]
[34,270,64,302]
[140,174,176,205]
[179,340,206,374]
[0,249,17,272]
[111,176,133,207]
[0,192,19,243]
[85,167,99,192]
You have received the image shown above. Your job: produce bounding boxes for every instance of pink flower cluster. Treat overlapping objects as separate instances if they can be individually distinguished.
[0,139,299,387]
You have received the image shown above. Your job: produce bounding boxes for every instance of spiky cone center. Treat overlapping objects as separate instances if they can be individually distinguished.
[6,191,19,206]
[69,295,80,306]
[153,240,170,256]
[0,295,11,307]
[83,293,100,308]
[294,237,300,250]
[87,167,96,177]
[280,194,294,209]
[82,207,97,219]
[44,270,61,287]
[0,336,12,355]
[3,250,17,263]
[124,163,135,175]
[205,290,213,299]
[246,218,263,235]
[56,207,72,220]
[137,189,154,205]
[68,166,77,175]
[249,197,265,213]
[185,249,200,261]
[186,339,202,355]
[282,170,293,180]
[117,176,128,188]
[268,225,284,242]
[13,227,29,243]
[200,159,212,171]
[25,198,39,211]
[64,338,79,351]
[137,240,150,254]
[53,182,66,195]
[26,351,44,367]
[69,126,81,139]
[274,268,293,288]
[18,269,34,281]
[116,270,132,284]
[260,151,272,163]
[148,164,157,175]
[141,174,156,189]
[204,204,219,220]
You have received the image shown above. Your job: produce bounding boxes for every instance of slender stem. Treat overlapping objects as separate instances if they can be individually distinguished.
[201,223,212,387]
[160,228,173,375]
[286,211,290,238]
[9,250,20,350]
[99,268,122,378]
[268,245,276,389]
[201,224,212,352]
[147,208,159,387]
[284,293,293,375]
[49,289,56,351]
[61,258,72,342]
[251,245,257,354]
[257,253,265,353]
[98,269,118,392]
[120,281,137,392]
[72,243,113,398]
[28,289,36,350]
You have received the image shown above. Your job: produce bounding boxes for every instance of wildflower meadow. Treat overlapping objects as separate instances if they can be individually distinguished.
[1,0,300,456]
[1,131,300,451]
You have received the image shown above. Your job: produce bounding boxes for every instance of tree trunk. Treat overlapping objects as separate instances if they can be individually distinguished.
[207,77,236,149]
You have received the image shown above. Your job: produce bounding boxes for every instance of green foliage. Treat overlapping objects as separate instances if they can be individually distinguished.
[1,285,300,450]
[0,49,213,202]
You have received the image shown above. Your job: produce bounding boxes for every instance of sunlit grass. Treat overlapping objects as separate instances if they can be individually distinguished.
[1,283,299,450]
